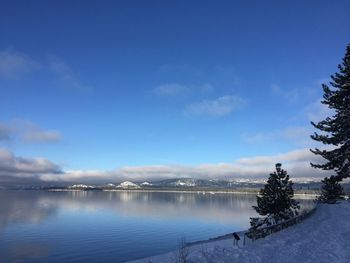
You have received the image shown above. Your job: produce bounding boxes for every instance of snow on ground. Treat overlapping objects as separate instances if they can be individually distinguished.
[129,201,350,263]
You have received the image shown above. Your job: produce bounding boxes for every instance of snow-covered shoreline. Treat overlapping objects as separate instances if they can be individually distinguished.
[129,201,350,263]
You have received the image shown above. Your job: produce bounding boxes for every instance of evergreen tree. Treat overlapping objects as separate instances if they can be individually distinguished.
[310,44,350,180]
[318,175,344,204]
[252,163,299,224]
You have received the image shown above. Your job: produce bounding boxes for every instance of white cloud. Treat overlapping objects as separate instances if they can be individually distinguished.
[271,84,300,104]
[198,83,214,93]
[242,126,313,146]
[242,96,334,146]
[0,49,92,93]
[0,124,12,141]
[0,147,329,184]
[282,126,311,140]
[153,83,190,97]
[49,55,92,92]
[39,148,330,183]
[185,95,245,117]
[153,83,213,98]
[304,99,334,123]
[23,129,62,143]
[0,119,62,143]
[158,64,204,77]
[40,170,109,182]
[241,132,275,144]
[236,148,320,166]
[0,49,40,79]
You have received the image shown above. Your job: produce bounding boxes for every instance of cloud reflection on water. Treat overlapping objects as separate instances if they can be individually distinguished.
[0,190,315,231]
[0,190,315,232]
[0,190,315,262]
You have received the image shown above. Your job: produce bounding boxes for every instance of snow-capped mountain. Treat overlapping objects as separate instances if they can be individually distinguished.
[153,178,274,188]
[63,177,325,191]
[117,181,140,188]
[156,178,210,187]
[68,184,94,189]
[228,178,266,185]
[173,179,196,187]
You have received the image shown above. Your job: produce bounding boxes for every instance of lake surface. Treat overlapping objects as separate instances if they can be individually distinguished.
[0,190,315,262]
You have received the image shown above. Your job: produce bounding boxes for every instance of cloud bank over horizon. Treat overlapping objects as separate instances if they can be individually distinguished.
[0,148,331,185]
[0,149,61,179]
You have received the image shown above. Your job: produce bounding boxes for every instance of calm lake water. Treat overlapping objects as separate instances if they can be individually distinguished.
[0,190,315,262]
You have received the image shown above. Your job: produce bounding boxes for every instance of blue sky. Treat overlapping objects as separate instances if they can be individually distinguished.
[0,0,349,183]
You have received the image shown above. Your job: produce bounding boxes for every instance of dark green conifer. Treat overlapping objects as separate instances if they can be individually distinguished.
[310,44,350,180]
[253,163,299,223]
[318,176,344,204]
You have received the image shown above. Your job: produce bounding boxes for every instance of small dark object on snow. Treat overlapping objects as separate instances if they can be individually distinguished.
[232,232,240,245]
[232,232,240,240]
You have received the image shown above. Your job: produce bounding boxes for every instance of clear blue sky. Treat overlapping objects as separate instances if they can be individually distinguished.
[0,1,349,181]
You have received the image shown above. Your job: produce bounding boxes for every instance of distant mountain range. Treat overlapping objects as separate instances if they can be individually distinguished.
[41,177,332,191]
[3,177,349,191]
[146,178,330,189]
